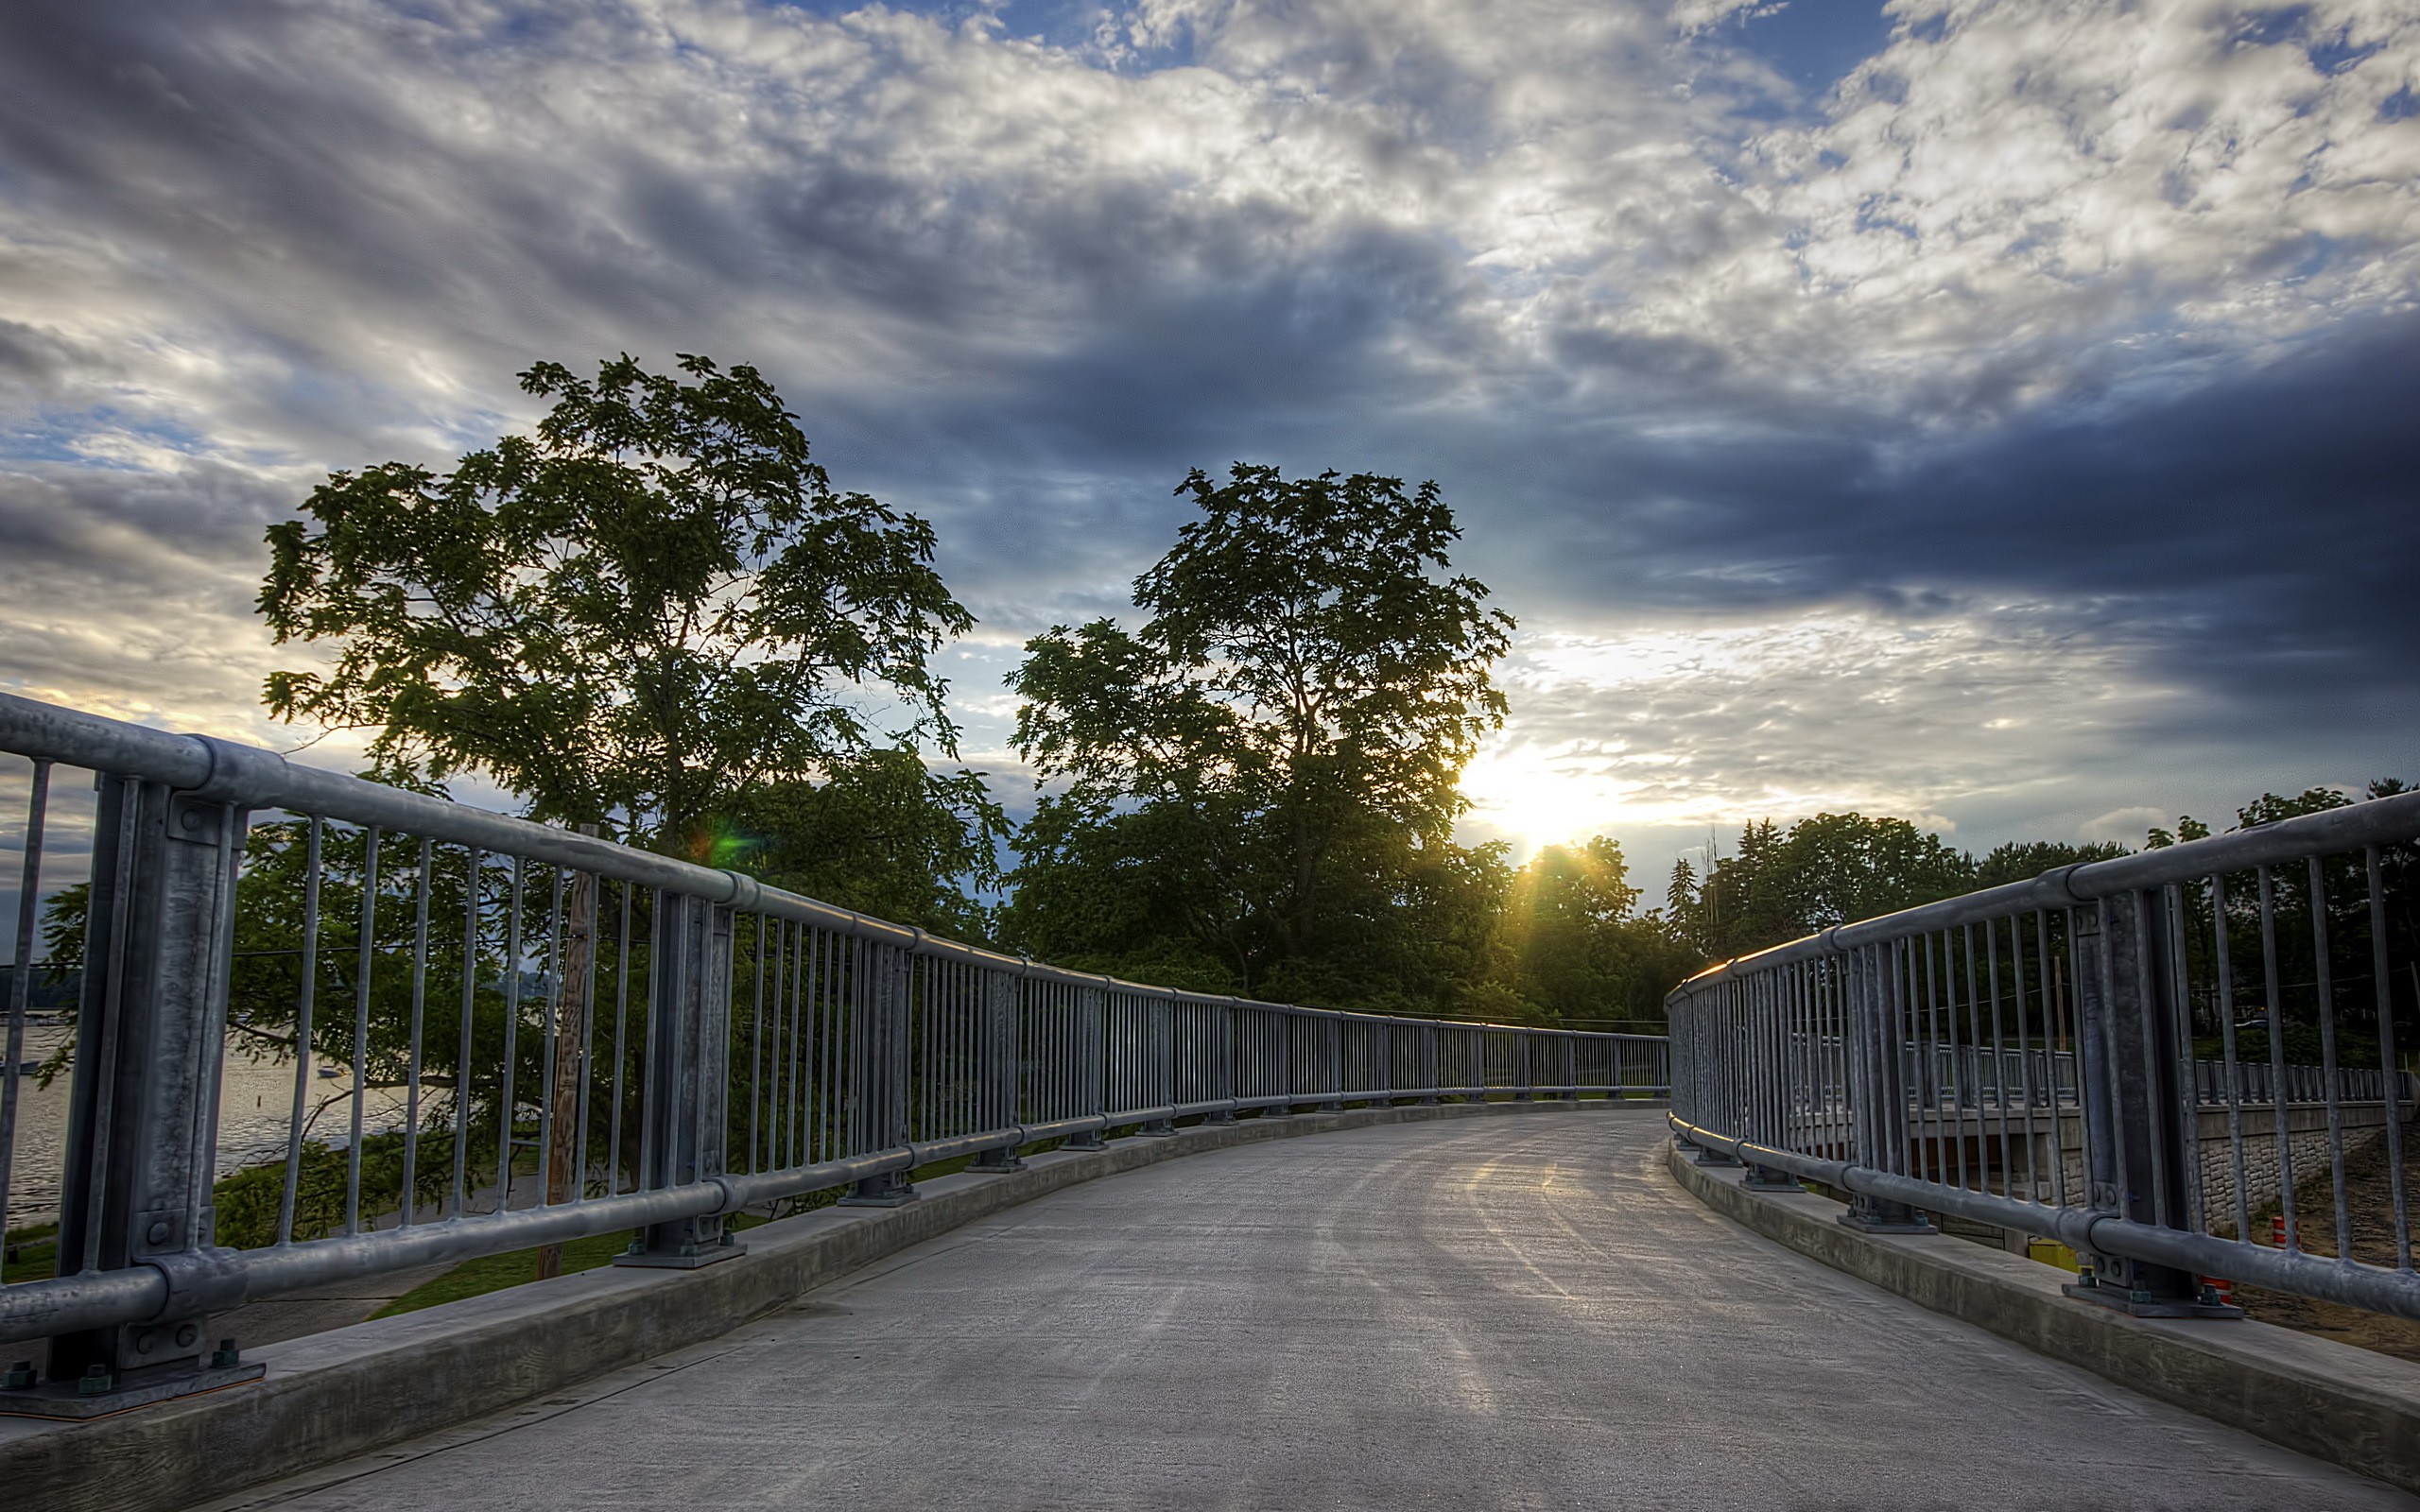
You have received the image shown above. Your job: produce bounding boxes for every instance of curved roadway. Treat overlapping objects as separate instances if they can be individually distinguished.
[220,1109,2411,1509]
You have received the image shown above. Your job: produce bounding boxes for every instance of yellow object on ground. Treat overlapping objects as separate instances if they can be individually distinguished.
[2028,1237,2081,1273]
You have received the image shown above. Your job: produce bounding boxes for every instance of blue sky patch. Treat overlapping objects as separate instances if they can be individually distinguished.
[1721,0,1896,98]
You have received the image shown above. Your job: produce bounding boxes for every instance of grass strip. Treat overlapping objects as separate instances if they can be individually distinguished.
[368,1154,988,1318]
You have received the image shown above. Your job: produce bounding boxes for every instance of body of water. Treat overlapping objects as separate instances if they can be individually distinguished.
[4,1022,438,1234]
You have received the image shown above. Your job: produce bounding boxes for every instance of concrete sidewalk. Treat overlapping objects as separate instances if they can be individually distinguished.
[205,1109,2413,1510]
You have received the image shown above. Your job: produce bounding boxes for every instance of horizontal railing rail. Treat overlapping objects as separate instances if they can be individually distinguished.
[1667,788,2420,1322]
[0,691,1667,1401]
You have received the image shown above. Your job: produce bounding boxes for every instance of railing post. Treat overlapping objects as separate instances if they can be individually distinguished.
[1419,1022,1440,1105]
[29,776,262,1411]
[1319,1015,1344,1111]
[623,894,750,1257]
[1513,1030,1533,1101]
[2065,892,2233,1315]
[970,963,1028,1173]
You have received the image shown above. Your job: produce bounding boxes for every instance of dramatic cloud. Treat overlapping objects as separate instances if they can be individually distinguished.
[1461,607,2188,843]
[1,0,2414,869]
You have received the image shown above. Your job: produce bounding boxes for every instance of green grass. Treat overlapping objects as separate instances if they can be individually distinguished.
[368,1155,987,1318]
[372,1228,637,1317]
[4,1224,58,1285]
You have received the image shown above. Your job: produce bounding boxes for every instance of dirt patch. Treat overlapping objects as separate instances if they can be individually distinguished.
[2228,1124,2420,1365]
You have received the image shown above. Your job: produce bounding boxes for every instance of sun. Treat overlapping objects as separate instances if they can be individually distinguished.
[1459,745,1622,854]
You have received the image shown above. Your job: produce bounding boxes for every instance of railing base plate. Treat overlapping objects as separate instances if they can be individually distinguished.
[1836,1211,1932,1234]
[613,1241,750,1270]
[0,1360,265,1420]
[2062,1280,2242,1320]
[836,1191,921,1209]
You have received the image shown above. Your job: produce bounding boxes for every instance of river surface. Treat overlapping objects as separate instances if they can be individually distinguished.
[4,1022,434,1233]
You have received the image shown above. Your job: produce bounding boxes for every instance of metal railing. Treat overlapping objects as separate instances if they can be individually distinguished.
[0,691,1667,1400]
[1668,789,2420,1321]
[1814,1043,2395,1110]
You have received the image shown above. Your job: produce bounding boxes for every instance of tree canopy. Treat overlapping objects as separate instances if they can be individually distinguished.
[1501,837,1702,1028]
[717,748,1007,940]
[1004,464,1515,1011]
[1665,813,2129,963]
[261,353,974,856]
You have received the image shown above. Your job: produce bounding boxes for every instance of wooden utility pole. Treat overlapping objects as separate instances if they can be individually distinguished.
[537,824,600,1280]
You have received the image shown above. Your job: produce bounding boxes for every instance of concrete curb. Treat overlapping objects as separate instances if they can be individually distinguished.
[2,1099,1628,1512]
[1665,1139,2420,1495]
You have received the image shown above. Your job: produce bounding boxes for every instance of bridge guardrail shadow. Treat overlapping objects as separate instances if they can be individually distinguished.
[0,690,1668,1418]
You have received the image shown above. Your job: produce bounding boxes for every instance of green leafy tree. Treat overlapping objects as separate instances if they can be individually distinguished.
[1502,836,1701,1028]
[1778,813,1978,933]
[718,747,1009,940]
[2363,780,2420,1068]
[2156,784,2406,1061]
[1669,812,1978,959]
[261,353,975,853]
[1644,781,2418,1057]
[1972,839,2129,890]
[1004,464,1514,1010]
[26,354,1011,1244]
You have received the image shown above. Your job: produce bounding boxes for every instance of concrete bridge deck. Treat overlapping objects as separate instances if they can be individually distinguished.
[203,1109,2408,1510]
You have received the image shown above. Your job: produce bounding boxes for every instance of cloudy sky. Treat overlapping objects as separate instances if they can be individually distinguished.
[2,0,2416,882]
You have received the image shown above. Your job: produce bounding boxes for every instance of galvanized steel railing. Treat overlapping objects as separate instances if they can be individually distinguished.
[1897,1044,2397,1109]
[1667,790,2420,1321]
[0,691,1666,1402]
